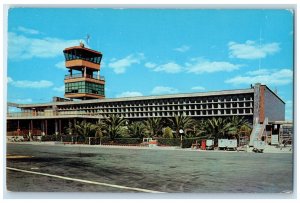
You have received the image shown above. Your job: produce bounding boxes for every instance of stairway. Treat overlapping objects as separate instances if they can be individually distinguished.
[249,124,263,146]
[249,118,268,147]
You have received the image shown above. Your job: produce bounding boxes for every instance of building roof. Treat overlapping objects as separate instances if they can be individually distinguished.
[10,88,255,109]
[63,45,102,55]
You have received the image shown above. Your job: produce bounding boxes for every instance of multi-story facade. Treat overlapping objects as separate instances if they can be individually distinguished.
[7,83,285,136]
[6,45,286,137]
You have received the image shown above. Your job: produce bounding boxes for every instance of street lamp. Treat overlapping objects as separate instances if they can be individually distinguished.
[179,129,184,148]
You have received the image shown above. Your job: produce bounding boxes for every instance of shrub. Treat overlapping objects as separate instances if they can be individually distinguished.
[101,137,142,145]
[163,127,173,138]
[157,138,181,146]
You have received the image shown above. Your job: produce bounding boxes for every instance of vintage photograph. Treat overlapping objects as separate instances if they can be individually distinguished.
[6,7,294,194]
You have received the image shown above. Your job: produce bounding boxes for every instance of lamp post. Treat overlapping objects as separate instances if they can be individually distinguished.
[179,129,184,148]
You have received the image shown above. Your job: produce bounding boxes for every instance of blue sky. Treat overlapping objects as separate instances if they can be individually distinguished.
[7,8,294,120]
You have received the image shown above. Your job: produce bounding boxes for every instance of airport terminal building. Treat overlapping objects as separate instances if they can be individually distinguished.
[7,44,286,137]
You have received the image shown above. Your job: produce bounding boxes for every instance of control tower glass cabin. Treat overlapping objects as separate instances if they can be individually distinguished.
[63,43,105,100]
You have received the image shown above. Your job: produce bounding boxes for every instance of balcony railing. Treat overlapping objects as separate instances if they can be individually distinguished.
[7,111,88,118]
[64,74,105,81]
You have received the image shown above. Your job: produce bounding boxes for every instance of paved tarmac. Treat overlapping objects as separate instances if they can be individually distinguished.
[6,143,293,193]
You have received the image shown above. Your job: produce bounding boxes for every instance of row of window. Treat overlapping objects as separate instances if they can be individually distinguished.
[73,96,253,108]
[66,81,102,88]
[65,82,104,95]
[59,109,253,117]
[60,102,253,110]
[72,109,253,114]
[64,50,102,64]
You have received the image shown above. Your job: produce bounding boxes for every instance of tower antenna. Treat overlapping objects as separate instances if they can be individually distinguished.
[86,34,90,45]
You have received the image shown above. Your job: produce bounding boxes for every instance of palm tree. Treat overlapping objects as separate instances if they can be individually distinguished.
[227,116,251,140]
[193,119,207,138]
[74,120,97,142]
[93,119,106,144]
[205,117,231,141]
[102,115,127,140]
[64,120,74,135]
[128,121,146,139]
[168,114,195,138]
[143,117,163,137]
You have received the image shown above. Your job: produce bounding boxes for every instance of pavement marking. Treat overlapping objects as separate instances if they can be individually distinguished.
[6,167,165,193]
[7,155,33,159]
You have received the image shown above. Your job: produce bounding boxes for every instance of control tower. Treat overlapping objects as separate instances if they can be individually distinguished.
[63,43,105,100]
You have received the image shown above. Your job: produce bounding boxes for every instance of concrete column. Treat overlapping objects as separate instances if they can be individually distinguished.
[45,120,48,136]
[30,120,33,135]
[28,122,31,138]
[59,119,62,135]
[41,120,45,136]
[17,120,20,136]
[55,119,58,135]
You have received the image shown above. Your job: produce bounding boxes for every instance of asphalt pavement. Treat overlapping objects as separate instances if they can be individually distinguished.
[6,143,294,193]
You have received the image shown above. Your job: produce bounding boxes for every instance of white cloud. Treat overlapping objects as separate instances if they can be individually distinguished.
[285,100,293,121]
[151,86,178,95]
[55,61,66,70]
[146,58,241,74]
[7,77,13,83]
[174,45,190,52]
[225,68,293,86]
[191,86,205,91]
[145,62,157,68]
[12,98,33,104]
[53,85,65,92]
[186,58,242,74]
[8,77,54,88]
[246,69,272,76]
[146,62,182,74]
[228,40,280,59]
[116,91,143,98]
[108,53,145,74]
[17,26,40,35]
[8,32,86,60]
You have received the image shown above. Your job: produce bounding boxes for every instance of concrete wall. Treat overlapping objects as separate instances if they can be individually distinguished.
[264,87,285,122]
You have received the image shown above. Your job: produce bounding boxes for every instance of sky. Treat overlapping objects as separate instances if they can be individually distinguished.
[6,8,294,120]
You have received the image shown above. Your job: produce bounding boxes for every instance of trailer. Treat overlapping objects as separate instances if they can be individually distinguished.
[226,139,237,151]
[253,140,265,153]
[218,139,228,150]
[206,139,214,150]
